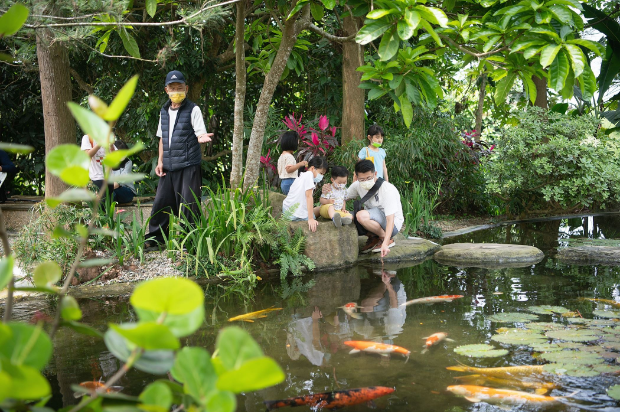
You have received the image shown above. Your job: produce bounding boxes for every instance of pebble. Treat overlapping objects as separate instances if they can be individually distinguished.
[93,250,183,286]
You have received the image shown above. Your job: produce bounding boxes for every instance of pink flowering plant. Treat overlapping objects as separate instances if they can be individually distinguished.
[461,130,495,165]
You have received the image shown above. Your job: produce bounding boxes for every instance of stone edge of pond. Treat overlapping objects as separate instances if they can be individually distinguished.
[434,243,545,268]
[556,246,620,266]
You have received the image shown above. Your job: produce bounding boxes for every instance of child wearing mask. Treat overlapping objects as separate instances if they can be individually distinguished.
[319,166,353,227]
[277,131,308,195]
[358,124,388,181]
[282,156,328,233]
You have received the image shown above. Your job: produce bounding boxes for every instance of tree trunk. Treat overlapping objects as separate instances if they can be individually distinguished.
[242,7,309,191]
[230,0,247,190]
[37,29,76,198]
[341,15,365,145]
[533,75,548,109]
[474,74,486,138]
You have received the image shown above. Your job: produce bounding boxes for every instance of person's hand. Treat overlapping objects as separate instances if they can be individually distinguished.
[198,133,214,143]
[302,160,308,168]
[382,272,393,287]
[322,184,333,194]
[328,199,335,204]
[155,161,166,177]
[308,218,319,232]
[381,242,391,258]
[113,182,120,189]
[312,306,323,320]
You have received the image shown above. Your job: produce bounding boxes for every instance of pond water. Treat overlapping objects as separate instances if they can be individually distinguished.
[16,215,620,411]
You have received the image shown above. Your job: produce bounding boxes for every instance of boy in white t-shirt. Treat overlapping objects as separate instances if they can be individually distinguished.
[81,135,116,204]
[277,131,307,195]
[282,156,328,233]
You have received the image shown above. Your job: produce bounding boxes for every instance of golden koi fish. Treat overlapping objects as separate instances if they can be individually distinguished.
[454,374,558,395]
[580,298,620,308]
[400,295,464,307]
[228,307,282,322]
[447,364,544,377]
[447,385,561,406]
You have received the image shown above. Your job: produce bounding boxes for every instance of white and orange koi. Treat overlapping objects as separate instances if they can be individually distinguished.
[422,332,454,354]
[447,364,544,377]
[339,302,363,319]
[447,385,562,406]
[344,340,411,361]
[454,374,558,395]
[400,295,464,307]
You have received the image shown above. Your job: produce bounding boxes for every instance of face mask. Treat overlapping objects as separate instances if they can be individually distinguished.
[168,91,186,104]
[360,180,375,190]
[372,142,382,148]
[334,183,346,189]
[313,173,324,183]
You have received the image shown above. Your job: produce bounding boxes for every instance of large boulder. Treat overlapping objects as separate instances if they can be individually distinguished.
[289,221,359,271]
[357,235,440,264]
[268,191,286,218]
[434,243,544,268]
[556,246,620,265]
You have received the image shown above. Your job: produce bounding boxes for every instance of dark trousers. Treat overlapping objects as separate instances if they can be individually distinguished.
[147,164,202,243]
[0,173,15,203]
[92,180,114,210]
[113,186,135,204]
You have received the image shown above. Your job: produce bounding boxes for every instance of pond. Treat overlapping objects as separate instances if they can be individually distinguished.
[17,214,620,411]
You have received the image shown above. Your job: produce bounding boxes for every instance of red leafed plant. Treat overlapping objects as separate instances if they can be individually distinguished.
[291,114,338,162]
[259,149,279,187]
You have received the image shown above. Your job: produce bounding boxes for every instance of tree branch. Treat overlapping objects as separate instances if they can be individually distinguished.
[0,207,14,322]
[23,0,241,29]
[440,35,507,58]
[307,23,356,43]
[70,68,94,94]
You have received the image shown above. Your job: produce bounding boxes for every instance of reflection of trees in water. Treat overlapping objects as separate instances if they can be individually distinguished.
[593,215,620,239]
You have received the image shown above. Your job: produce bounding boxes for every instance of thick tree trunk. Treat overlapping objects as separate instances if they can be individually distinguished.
[341,15,365,145]
[242,7,309,191]
[37,30,76,198]
[474,74,486,138]
[230,0,247,190]
[533,75,548,109]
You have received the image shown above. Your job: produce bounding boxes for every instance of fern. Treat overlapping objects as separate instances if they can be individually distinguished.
[273,223,316,298]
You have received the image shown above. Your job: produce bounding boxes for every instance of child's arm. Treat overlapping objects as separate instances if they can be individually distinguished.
[285,160,308,173]
[383,162,389,182]
[320,196,335,205]
[306,189,318,232]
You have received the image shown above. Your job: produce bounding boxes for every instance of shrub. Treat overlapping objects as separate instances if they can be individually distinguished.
[484,108,619,214]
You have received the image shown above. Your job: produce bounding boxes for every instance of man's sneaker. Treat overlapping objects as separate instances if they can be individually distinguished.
[360,235,381,254]
[341,215,353,225]
[372,238,396,253]
[332,213,342,228]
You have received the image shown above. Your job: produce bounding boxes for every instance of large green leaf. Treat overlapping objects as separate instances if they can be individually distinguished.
[416,5,448,27]
[366,9,393,19]
[104,328,175,374]
[205,390,236,412]
[119,28,140,58]
[104,75,139,121]
[102,141,144,168]
[578,63,597,101]
[0,3,29,37]
[540,44,562,68]
[45,144,90,187]
[397,19,415,41]
[60,296,83,321]
[217,357,285,393]
[567,39,603,56]
[582,3,620,46]
[139,381,172,411]
[598,45,620,102]
[0,255,14,291]
[321,0,335,9]
[0,323,52,370]
[378,28,399,61]
[419,19,443,46]
[494,72,517,105]
[33,261,61,288]
[109,323,180,350]
[216,327,263,371]
[356,19,391,45]
[67,103,112,147]
[145,0,157,18]
[564,44,585,77]
[134,305,204,338]
[398,93,414,127]
[130,277,204,316]
[548,5,572,24]
[0,143,34,154]
[46,188,95,208]
[310,3,324,21]
[0,360,51,400]
[404,9,421,31]
[0,370,11,403]
[548,49,570,91]
[523,74,537,104]
[170,347,216,403]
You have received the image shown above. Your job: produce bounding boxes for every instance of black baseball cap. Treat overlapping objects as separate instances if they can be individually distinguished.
[165,70,186,86]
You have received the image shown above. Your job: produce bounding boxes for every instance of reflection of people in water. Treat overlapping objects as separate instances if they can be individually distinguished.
[287,306,329,366]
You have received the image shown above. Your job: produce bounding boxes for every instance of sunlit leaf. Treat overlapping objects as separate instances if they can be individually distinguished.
[0,143,34,154]
[139,381,172,411]
[216,327,263,371]
[0,360,51,399]
[564,44,585,77]
[145,0,157,18]
[540,44,562,69]
[134,305,204,338]
[110,323,180,350]
[33,261,61,288]
[378,28,399,61]
[104,75,139,121]
[46,145,90,185]
[130,277,204,316]
[104,328,174,374]
[102,141,144,168]
[356,20,391,45]
[205,390,236,412]
[491,331,547,345]
[119,28,140,59]
[0,323,52,370]
[60,296,82,321]
[171,347,216,402]
[67,103,112,147]
[216,357,285,393]
[0,3,29,37]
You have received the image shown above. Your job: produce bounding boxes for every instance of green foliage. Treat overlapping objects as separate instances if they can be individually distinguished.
[484,107,620,213]
[272,224,316,298]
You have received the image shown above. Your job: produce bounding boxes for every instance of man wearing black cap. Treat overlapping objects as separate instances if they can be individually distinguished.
[145,70,213,248]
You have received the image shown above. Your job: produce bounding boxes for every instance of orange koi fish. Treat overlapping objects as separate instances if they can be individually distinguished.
[228,307,282,322]
[454,374,558,395]
[339,302,363,319]
[74,381,123,398]
[344,340,411,361]
[264,386,395,410]
[447,364,544,377]
[400,295,464,307]
[447,385,561,406]
[581,298,620,308]
[422,332,454,354]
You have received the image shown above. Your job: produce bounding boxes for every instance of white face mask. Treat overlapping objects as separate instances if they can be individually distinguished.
[313,173,324,183]
[334,183,346,189]
[360,180,375,190]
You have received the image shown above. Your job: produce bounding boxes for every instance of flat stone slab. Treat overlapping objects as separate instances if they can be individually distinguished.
[357,236,440,264]
[557,246,620,265]
[434,243,544,268]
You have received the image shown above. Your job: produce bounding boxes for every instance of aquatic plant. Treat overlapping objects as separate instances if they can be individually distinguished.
[527,306,570,315]
[454,344,509,358]
[487,312,539,323]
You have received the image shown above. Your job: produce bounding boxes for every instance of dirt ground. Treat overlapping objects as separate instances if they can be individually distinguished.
[432,216,500,233]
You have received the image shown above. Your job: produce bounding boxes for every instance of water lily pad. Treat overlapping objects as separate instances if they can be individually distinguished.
[529,342,582,352]
[495,327,527,334]
[589,319,617,327]
[601,341,620,351]
[488,312,539,323]
[592,364,620,374]
[607,384,620,400]
[525,322,567,332]
[491,331,547,346]
[540,351,604,365]
[546,329,601,342]
[567,318,591,324]
[528,306,570,315]
[592,310,620,319]
[543,363,600,377]
[454,344,509,358]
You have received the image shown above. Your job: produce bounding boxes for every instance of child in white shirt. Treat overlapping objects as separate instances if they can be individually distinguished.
[277,131,307,195]
[282,156,328,233]
[319,166,353,227]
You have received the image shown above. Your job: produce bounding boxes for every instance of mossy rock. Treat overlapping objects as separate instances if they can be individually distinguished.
[434,243,544,268]
[556,246,620,266]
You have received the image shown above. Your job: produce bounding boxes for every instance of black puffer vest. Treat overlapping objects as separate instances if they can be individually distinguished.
[160,99,202,172]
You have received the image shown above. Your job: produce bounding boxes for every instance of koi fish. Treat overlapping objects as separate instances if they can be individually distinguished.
[400,295,464,307]
[344,340,411,361]
[447,364,544,377]
[447,385,561,406]
[454,374,558,395]
[228,307,282,322]
[581,298,620,308]
[74,381,123,398]
[264,386,395,410]
[422,332,454,354]
[339,302,363,319]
